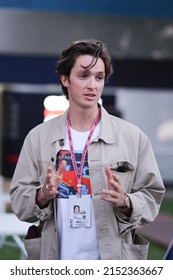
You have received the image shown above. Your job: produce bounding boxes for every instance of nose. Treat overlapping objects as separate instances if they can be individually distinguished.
[87,76,96,89]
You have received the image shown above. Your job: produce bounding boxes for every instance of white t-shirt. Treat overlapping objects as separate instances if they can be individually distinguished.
[56,123,100,260]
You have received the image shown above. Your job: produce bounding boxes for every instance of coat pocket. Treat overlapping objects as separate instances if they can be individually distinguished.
[24,236,41,260]
[110,160,135,192]
[23,224,42,260]
[121,233,149,260]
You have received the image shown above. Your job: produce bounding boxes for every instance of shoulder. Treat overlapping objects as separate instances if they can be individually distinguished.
[103,106,145,136]
[111,114,142,132]
[101,107,149,145]
[113,115,149,141]
[25,113,67,144]
[29,116,61,134]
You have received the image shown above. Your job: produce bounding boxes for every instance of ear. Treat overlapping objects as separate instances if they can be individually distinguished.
[60,74,69,87]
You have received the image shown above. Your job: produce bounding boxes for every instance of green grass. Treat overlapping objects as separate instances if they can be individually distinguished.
[159,196,173,216]
[148,241,166,260]
[0,236,22,260]
[0,195,172,260]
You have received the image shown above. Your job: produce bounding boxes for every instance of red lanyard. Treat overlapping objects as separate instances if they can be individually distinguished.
[67,109,100,195]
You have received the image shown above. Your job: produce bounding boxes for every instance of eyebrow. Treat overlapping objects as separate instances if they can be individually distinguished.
[78,68,105,75]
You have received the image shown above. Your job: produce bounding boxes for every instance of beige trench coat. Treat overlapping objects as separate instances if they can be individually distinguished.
[10,106,165,259]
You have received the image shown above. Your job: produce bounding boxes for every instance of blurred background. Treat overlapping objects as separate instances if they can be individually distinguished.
[0,0,173,260]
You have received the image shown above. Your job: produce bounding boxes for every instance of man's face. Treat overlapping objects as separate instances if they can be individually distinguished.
[61,55,105,109]
[74,206,80,214]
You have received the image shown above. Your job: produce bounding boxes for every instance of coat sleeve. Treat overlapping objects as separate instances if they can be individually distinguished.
[9,130,53,223]
[117,132,165,235]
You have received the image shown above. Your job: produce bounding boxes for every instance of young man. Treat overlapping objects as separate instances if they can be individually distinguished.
[10,39,165,260]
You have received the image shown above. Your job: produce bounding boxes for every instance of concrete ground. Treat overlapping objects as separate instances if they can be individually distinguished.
[138,213,173,248]
[138,188,173,250]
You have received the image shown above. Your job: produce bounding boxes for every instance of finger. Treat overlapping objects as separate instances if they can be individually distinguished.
[102,190,118,203]
[45,184,52,190]
[102,195,115,203]
[45,166,53,184]
[105,165,113,180]
[57,160,66,177]
[109,179,120,192]
[102,189,117,197]
[53,160,66,185]
[105,165,115,191]
[112,172,120,184]
[102,190,125,207]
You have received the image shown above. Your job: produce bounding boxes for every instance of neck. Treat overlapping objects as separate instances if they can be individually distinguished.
[68,106,100,132]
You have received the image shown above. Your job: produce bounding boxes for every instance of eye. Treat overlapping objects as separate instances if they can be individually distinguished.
[96,75,104,81]
[78,72,88,79]
[81,73,88,78]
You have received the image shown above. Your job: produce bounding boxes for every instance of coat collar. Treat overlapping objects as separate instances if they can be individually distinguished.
[99,106,119,144]
[49,105,119,145]
[50,109,68,144]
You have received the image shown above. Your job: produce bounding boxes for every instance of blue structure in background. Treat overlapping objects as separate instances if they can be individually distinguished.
[0,0,173,19]
[164,238,173,260]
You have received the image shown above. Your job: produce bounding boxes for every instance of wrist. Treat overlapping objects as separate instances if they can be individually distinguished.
[40,185,53,200]
[119,194,131,209]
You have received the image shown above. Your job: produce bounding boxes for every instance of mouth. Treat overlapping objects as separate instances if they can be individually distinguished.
[84,93,96,98]
[84,94,97,101]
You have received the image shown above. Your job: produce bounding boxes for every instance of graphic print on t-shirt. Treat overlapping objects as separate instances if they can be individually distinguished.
[56,150,92,198]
